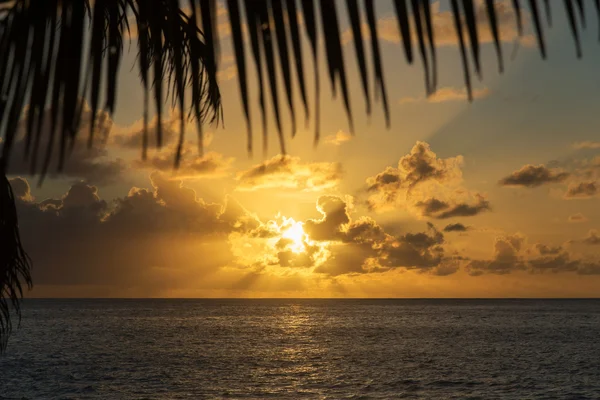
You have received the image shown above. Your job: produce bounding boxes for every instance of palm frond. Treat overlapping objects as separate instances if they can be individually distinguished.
[0,0,222,353]
[0,0,222,180]
[0,170,32,353]
[223,0,592,152]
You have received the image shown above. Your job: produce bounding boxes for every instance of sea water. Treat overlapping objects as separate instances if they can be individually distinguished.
[1,299,600,399]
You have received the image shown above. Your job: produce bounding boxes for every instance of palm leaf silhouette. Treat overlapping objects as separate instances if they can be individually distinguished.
[0,0,593,352]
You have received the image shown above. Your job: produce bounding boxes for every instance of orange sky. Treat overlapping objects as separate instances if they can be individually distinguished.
[8,0,600,297]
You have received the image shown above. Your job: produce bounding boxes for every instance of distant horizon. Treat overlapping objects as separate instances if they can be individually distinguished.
[21,297,600,300]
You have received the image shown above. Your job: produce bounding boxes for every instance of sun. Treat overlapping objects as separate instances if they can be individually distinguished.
[281,221,307,253]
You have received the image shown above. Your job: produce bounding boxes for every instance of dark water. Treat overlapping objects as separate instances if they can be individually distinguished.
[2,299,600,399]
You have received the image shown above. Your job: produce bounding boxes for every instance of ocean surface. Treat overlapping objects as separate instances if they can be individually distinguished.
[1,299,600,399]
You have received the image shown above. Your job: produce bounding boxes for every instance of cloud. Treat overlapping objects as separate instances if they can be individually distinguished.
[582,230,600,245]
[9,177,33,202]
[414,195,490,219]
[564,181,598,199]
[301,196,452,276]
[323,130,352,146]
[400,87,490,104]
[217,64,238,82]
[366,142,489,219]
[443,223,469,232]
[230,195,455,278]
[499,164,569,188]
[112,110,212,151]
[467,234,527,276]
[568,213,587,223]
[7,104,125,185]
[367,141,463,195]
[133,143,233,179]
[236,155,342,191]
[573,141,600,150]
[304,196,351,241]
[14,174,260,294]
[467,233,600,276]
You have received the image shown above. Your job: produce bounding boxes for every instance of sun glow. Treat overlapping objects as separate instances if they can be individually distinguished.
[281,220,307,253]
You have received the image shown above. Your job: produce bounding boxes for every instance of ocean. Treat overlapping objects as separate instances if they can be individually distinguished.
[1,299,600,399]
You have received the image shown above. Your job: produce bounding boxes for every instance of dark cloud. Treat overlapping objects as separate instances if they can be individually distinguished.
[443,223,469,232]
[303,196,453,277]
[111,112,188,150]
[499,164,569,188]
[534,243,563,255]
[582,230,600,245]
[236,155,342,191]
[379,224,445,270]
[366,167,403,205]
[568,213,587,223]
[342,217,386,245]
[366,142,463,198]
[9,177,33,201]
[304,196,350,241]
[415,195,490,219]
[564,181,598,199]
[468,234,600,276]
[366,142,489,218]
[14,174,259,293]
[275,239,322,269]
[466,234,526,276]
[6,105,125,185]
[527,244,600,274]
[399,142,462,188]
[132,144,233,179]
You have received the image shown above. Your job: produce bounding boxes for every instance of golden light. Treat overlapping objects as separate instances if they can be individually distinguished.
[281,220,307,253]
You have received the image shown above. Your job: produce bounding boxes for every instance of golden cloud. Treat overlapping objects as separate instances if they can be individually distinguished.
[132,143,234,179]
[365,141,489,219]
[236,155,342,191]
[400,87,490,104]
[466,233,600,276]
[323,130,352,146]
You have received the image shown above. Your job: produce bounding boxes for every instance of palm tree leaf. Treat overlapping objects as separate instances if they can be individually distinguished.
[485,0,504,73]
[257,2,285,154]
[346,0,371,116]
[544,0,552,26]
[576,0,585,28]
[285,0,308,122]
[411,0,432,94]
[451,0,473,101]
[364,0,389,127]
[595,0,600,39]
[512,0,524,35]
[271,0,296,137]
[243,0,269,152]
[529,0,547,58]
[0,172,33,353]
[564,0,582,57]
[393,0,413,63]
[300,0,320,144]
[318,0,353,133]
[421,0,437,91]
[0,0,222,351]
[461,0,481,80]
[226,0,252,154]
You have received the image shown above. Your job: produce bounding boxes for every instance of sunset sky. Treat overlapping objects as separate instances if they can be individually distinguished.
[9,0,600,298]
